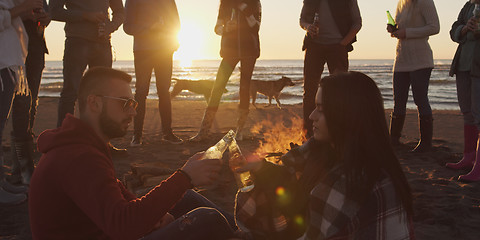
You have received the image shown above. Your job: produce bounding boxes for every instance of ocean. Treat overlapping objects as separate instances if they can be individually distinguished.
[40,59,458,110]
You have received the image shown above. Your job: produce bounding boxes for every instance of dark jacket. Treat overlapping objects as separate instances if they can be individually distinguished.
[217,0,261,59]
[29,114,192,240]
[449,1,480,77]
[300,0,357,52]
[123,0,180,52]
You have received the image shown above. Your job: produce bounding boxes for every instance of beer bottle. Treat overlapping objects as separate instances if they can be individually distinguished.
[228,139,254,192]
[201,130,236,161]
[387,10,398,32]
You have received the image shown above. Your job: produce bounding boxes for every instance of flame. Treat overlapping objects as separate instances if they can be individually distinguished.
[251,115,306,164]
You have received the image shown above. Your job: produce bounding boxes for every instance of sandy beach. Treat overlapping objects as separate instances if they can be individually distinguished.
[1,97,479,239]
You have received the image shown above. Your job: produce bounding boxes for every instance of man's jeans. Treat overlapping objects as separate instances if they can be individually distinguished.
[11,41,46,141]
[303,43,348,137]
[0,68,16,151]
[57,37,112,127]
[456,71,480,127]
[142,190,237,240]
[392,68,433,117]
[133,50,174,137]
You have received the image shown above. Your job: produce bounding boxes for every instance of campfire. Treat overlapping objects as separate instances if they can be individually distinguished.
[250,115,306,164]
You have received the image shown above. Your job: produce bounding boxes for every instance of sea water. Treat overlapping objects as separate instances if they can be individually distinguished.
[40,59,458,110]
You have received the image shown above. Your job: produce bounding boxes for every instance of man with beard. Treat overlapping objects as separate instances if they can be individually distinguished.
[28,67,239,239]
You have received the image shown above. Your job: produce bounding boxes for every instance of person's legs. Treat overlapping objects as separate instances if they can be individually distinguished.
[132,51,154,145]
[303,44,327,138]
[190,58,239,141]
[392,71,411,116]
[447,71,478,169]
[325,44,349,74]
[153,50,182,143]
[57,38,89,127]
[410,68,433,152]
[169,190,236,229]
[25,44,46,132]
[236,58,256,140]
[89,41,113,68]
[459,75,480,181]
[142,207,236,240]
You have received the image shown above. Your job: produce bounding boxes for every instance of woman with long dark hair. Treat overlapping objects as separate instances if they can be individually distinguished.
[238,72,414,239]
[190,0,261,141]
[387,0,439,152]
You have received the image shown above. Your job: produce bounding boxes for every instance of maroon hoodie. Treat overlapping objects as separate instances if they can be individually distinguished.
[29,114,192,240]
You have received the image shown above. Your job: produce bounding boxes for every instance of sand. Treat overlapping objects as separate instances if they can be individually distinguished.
[1,97,479,239]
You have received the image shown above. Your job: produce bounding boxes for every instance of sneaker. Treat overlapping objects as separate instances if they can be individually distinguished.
[130,135,143,147]
[163,133,184,144]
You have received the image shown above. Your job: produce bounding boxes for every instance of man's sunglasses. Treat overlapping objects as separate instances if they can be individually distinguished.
[97,95,138,111]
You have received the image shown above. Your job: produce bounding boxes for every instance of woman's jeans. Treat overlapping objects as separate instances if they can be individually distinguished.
[208,57,256,110]
[142,190,237,240]
[456,71,480,127]
[392,68,433,117]
[57,37,112,127]
[0,68,17,152]
[133,50,174,137]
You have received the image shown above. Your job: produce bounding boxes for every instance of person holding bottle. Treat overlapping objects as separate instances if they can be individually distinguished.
[236,72,414,239]
[445,0,480,182]
[190,0,262,142]
[299,0,362,139]
[123,0,183,145]
[387,0,439,153]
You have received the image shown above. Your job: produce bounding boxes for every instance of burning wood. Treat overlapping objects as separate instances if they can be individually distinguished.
[250,115,306,164]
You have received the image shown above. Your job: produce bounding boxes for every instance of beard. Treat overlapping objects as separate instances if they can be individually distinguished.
[99,108,129,139]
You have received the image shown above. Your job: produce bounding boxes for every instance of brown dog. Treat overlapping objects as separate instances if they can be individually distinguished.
[170,79,227,102]
[250,76,295,109]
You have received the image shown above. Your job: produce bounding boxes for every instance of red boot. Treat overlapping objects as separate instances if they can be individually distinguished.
[446,125,478,170]
[459,135,480,182]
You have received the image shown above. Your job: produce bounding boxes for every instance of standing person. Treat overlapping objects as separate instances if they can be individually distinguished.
[445,0,480,182]
[299,0,362,139]
[50,0,124,127]
[237,72,415,239]
[190,0,262,141]
[123,0,183,145]
[8,0,49,186]
[387,0,439,153]
[0,0,43,204]
[29,67,240,239]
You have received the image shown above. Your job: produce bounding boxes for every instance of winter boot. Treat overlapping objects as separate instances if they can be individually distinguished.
[411,115,433,153]
[0,156,27,205]
[189,107,218,142]
[389,113,405,146]
[235,108,249,141]
[446,125,478,170]
[459,136,480,182]
[14,139,35,185]
[6,132,22,184]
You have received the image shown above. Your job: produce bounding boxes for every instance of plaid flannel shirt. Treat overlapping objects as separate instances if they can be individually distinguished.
[303,170,414,240]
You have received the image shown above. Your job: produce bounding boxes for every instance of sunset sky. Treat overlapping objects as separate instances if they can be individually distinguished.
[44,0,467,61]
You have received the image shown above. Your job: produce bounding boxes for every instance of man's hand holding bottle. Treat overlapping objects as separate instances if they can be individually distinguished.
[181,152,222,187]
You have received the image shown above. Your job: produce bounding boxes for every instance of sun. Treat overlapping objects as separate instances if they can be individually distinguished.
[174,21,206,67]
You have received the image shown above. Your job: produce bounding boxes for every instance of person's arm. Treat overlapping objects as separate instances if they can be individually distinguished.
[402,0,440,39]
[105,0,125,35]
[237,0,261,29]
[299,0,318,37]
[7,0,42,20]
[340,0,362,46]
[63,152,192,240]
[450,2,473,43]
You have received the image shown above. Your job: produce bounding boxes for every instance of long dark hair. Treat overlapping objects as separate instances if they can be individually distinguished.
[320,71,413,216]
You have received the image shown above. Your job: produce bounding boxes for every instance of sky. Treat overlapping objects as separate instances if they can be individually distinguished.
[44,0,467,61]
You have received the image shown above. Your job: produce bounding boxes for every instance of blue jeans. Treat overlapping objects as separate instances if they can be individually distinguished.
[142,190,237,240]
[133,50,174,136]
[0,68,17,153]
[57,37,112,127]
[392,68,433,116]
